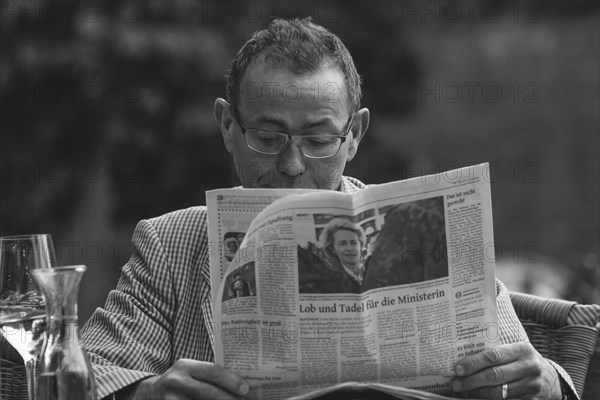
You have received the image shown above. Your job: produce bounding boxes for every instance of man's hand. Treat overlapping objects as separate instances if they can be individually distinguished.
[451,343,562,400]
[131,360,249,400]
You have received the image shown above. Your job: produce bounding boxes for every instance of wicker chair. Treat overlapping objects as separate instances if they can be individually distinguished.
[508,292,600,400]
[1,336,28,399]
[2,293,599,400]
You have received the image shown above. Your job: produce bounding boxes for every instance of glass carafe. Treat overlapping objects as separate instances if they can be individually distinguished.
[31,265,97,400]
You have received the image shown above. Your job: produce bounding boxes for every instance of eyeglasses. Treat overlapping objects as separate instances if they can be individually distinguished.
[236,114,355,159]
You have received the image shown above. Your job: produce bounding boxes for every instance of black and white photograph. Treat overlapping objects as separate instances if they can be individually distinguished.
[298,197,447,294]
[298,214,367,294]
[1,2,597,399]
[361,197,448,291]
[223,231,245,262]
[221,261,256,302]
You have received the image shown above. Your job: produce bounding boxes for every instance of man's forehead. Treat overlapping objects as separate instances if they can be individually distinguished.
[241,60,344,86]
[238,58,348,108]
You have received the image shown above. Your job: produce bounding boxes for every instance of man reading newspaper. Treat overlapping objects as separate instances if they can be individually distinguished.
[81,18,576,400]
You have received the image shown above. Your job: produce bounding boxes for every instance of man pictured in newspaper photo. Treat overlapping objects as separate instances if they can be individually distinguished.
[80,18,577,400]
[224,232,245,262]
[230,273,250,298]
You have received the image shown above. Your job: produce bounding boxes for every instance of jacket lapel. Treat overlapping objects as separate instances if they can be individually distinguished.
[200,254,215,353]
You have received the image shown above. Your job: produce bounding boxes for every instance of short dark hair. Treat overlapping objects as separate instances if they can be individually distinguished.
[226,17,362,120]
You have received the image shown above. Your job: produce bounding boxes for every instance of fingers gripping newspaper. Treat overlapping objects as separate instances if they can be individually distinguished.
[207,164,499,400]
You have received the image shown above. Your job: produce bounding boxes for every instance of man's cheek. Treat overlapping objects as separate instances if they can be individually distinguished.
[315,161,343,185]
[261,161,280,182]
[236,159,271,184]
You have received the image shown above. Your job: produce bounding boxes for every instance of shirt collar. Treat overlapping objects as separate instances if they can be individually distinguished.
[340,262,363,285]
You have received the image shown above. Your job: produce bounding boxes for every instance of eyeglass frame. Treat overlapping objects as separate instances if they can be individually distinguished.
[233,112,356,159]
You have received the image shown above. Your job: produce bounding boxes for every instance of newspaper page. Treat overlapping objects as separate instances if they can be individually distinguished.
[209,164,498,400]
[207,188,317,307]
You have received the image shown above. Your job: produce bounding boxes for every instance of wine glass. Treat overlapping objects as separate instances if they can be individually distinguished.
[0,234,56,400]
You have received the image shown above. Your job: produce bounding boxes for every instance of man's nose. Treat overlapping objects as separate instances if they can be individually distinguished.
[277,139,306,178]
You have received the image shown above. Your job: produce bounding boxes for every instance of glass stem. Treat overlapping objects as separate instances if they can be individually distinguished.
[24,356,37,400]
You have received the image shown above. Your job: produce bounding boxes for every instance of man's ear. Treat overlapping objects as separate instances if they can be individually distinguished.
[214,98,235,154]
[346,107,370,162]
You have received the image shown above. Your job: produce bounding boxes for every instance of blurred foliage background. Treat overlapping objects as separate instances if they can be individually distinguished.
[1,0,598,325]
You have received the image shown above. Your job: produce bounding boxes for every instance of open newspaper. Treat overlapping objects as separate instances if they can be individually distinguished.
[207,163,498,400]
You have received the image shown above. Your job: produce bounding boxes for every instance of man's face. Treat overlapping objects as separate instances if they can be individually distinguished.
[233,278,243,290]
[225,237,239,253]
[218,59,365,189]
[333,229,362,266]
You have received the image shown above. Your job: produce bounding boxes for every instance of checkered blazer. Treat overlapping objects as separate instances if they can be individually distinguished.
[81,176,577,399]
